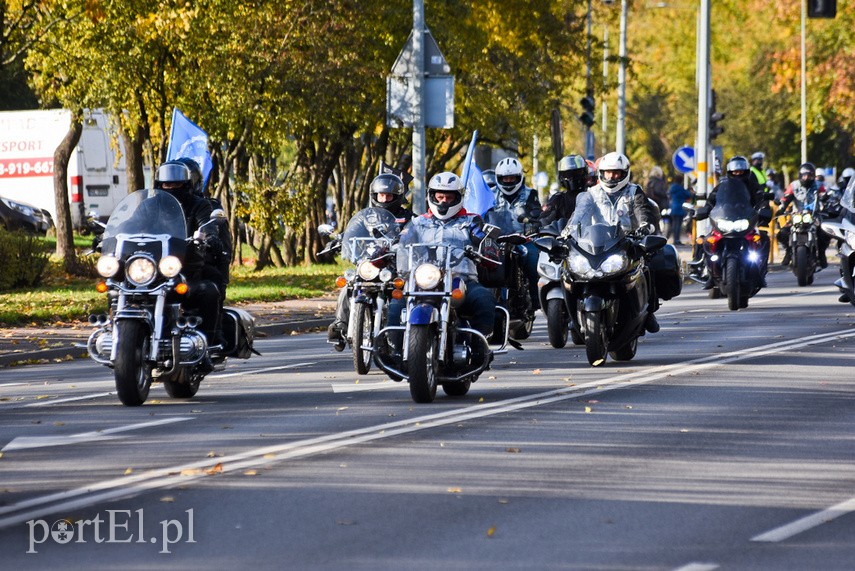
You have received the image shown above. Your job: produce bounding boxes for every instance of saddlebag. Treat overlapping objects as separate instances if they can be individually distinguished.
[221,307,256,359]
[649,244,683,301]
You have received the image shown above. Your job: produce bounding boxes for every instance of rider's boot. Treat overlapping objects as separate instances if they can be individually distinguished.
[644,312,660,333]
[780,249,791,267]
[327,321,346,352]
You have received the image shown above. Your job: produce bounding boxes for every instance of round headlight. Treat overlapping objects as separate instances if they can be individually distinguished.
[414,263,442,290]
[792,213,803,224]
[803,212,813,224]
[600,253,628,274]
[126,257,156,286]
[158,255,182,278]
[379,268,393,282]
[96,255,120,278]
[343,268,357,283]
[357,260,381,281]
[568,251,593,278]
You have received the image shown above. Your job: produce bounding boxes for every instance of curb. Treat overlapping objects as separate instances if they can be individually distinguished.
[0,316,334,368]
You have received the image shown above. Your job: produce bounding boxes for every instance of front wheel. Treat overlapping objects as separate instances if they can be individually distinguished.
[794,245,810,287]
[513,316,534,340]
[584,312,608,367]
[725,257,741,311]
[114,320,151,406]
[609,336,638,361]
[545,298,568,349]
[352,303,374,375]
[442,380,471,397]
[163,369,201,398]
[408,325,438,403]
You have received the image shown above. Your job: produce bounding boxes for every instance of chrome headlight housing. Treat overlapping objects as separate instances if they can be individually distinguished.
[126,256,157,286]
[567,251,595,279]
[414,263,442,290]
[96,255,120,278]
[599,253,628,275]
[357,260,381,281]
[158,255,182,278]
[715,218,750,233]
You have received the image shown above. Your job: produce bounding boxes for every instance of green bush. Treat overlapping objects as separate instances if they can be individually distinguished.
[0,228,51,291]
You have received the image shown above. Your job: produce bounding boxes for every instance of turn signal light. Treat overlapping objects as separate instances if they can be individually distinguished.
[392,278,405,289]
[95,281,108,293]
[335,276,347,288]
[391,288,404,300]
[175,282,189,295]
[451,288,464,301]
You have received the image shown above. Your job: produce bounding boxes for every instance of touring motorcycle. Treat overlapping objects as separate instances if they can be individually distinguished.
[88,189,255,406]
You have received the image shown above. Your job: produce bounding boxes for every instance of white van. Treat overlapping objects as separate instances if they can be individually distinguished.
[0,108,128,228]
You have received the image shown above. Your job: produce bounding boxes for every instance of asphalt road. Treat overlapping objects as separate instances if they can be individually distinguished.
[1,266,854,570]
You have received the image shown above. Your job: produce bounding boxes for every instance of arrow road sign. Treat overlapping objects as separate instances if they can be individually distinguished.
[672,146,696,174]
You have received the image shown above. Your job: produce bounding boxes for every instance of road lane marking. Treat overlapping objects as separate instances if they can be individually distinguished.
[0,328,853,529]
[751,497,855,542]
[332,380,397,393]
[1,417,194,452]
[674,564,719,571]
[21,392,115,408]
[210,361,316,379]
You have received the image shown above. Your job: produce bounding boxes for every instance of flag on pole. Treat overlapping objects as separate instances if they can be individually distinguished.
[461,130,494,217]
[166,108,213,187]
[379,160,414,186]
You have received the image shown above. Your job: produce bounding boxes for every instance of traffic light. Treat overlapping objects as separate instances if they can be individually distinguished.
[709,89,724,141]
[578,94,595,129]
[808,0,836,18]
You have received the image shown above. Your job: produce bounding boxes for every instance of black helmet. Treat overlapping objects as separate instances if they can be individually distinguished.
[154,161,193,198]
[176,157,203,195]
[369,173,406,210]
[725,156,751,183]
[798,162,816,187]
[481,169,497,190]
[556,154,588,193]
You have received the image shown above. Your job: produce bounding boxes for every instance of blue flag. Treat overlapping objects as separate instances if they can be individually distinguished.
[461,130,494,217]
[166,108,214,187]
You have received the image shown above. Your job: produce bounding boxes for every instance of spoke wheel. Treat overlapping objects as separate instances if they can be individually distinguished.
[408,325,438,403]
[352,303,374,375]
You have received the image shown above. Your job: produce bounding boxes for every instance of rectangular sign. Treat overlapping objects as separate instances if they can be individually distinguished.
[0,158,54,178]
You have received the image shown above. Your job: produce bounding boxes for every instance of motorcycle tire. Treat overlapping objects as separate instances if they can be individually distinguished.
[725,257,740,311]
[114,320,152,406]
[408,324,438,403]
[584,312,608,367]
[794,245,809,287]
[545,298,568,349]
[442,380,471,397]
[163,369,201,398]
[352,303,374,375]
[609,336,638,362]
[513,317,534,340]
[709,287,721,299]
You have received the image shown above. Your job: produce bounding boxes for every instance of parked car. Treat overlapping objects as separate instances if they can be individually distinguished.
[0,196,53,235]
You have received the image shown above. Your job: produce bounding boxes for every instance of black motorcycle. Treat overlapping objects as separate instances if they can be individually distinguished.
[780,187,821,286]
[696,180,766,310]
[318,207,400,374]
[534,193,667,367]
[88,189,256,406]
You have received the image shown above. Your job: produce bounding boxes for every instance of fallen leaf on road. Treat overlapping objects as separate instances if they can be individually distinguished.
[243,470,258,476]
[124,468,133,475]
[206,462,223,475]
[181,468,203,476]
[584,406,593,413]
[160,496,174,503]
[53,421,65,426]
[447,487,462,493]
[506,447,521,453]
[532,369,541,375]
[263,453,276,459]
[487,526,496,537]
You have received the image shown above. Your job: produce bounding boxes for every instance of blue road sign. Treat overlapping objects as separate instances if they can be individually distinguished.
[672,146,696,174]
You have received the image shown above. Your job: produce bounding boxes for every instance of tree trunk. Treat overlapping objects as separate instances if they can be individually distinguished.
[120,122,146,193]
[54,118,82,270]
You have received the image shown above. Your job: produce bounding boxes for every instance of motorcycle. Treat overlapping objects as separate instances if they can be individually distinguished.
[781,186,821,286]
[821,178,855,306]
[696,180,766,310]
[87,189,256,406]
[536,220,583,348]
[534,192,667,367]
[318,207,400,374]
[374,240,508,403]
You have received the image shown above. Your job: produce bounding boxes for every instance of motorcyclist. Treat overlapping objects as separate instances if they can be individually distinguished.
[838,167,855,192]
[570,151,662,332]
[540,154,588,228]
[153,161,224,370]
[327,173,413,350]
[776,162,829,268]
[485,157,542,312]
[750,152,769,190]
[386,172,497,361]
[481,169,497,192]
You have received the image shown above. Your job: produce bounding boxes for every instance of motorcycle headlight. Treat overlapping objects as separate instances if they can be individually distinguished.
[537,260,560,280]
[96,255,120,278]
[846,232,855,250]
[158,255,182,278]
[414,263,442,290]
[792,213,803,224]
[357,260,381,281]
[568,251,594,278]
[343,268,357,283]
[716,218,749,233]
[802,212,813,224]
[599,253,628,275]
[126,256,157,286]
[379,268,393,282]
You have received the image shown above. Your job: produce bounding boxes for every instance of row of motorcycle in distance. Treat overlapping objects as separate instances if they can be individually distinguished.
[83,178,855,406]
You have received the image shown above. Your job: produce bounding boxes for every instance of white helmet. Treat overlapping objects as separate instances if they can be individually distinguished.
[427,171,465,220]
[495,157,524,196]
[840,167,855,186]
[597,152,631,193]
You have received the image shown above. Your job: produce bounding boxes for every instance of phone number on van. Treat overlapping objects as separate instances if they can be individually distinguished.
[0,159,54,178]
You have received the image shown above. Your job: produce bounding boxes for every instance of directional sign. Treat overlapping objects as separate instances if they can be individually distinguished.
[672,146,696,174]
[390,28,451,77]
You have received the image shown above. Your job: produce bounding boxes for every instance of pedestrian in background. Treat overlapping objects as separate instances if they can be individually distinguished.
[667,176,692,245]
[646,165,669,213]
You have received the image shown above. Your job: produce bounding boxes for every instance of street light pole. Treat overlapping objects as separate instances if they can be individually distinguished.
[615,0,628,154]
[800,0,807,163]
[696,0,711,199]
[412,0,426,214]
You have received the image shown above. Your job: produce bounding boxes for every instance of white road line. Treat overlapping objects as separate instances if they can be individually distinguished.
[751,497,855,543]
[0,328,852,529]
[2,417,193,452]
[22,392,115,407]
[674,564,719,571]
[210,361,316,379]
[332,380,397,393]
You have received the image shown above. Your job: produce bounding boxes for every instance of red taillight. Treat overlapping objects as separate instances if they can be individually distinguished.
[70,175,83,203]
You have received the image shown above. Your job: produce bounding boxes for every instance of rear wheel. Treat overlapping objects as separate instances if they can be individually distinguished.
[352,303,374,375]
[725,257,741,311]
[609,336,638,361]
[545,299,568,349]
[408,325,438,403]
[584,312,608,367]
[513,317,534,340]
[794,245,809,287]
[114,320,151,406]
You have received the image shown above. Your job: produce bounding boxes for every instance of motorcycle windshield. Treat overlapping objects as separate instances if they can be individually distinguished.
[402,243,466,275]
[840,177,855,214]
[709,180,756,228]
[341,207,401,263]
[100,189,187,259]
[566,192,624,255]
